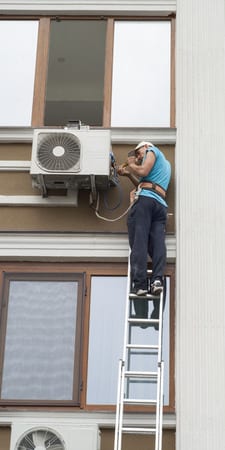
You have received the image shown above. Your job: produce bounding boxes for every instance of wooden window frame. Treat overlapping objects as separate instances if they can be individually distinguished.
[0,261,175,412]
[0,268,85,406]
[84,263,175,413]
[29,16,175,128]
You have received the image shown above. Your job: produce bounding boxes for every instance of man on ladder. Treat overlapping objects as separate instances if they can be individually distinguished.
[118,141,171,320]
[115,141,171,450]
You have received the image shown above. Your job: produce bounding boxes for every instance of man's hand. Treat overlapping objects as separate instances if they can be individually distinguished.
[127,155,136,166]
[117,163,140,188]
[117,164,130,176]
[129,188,137,204]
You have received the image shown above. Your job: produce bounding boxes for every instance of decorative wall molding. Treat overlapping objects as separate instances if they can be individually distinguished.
[0,1,176,16]
[0,161,31,171]
[0,233,176,261]
[0,127,176,145]
[0,410,176,428]
[0,194,78,206]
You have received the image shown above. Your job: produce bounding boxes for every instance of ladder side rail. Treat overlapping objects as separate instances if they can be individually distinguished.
[114,251,131,450]
[157,289,164,365]
[158,360,164,450]
[117,361,126,450]
[155,364,162,450]
[126,298,133,399]
[114,359,123,450]
[122,251,132,400]
[122,250,132,362]
[155,289,164,450]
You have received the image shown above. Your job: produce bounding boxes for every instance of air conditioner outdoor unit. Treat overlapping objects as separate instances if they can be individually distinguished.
[10,421,101,450]
[30,128,116,196]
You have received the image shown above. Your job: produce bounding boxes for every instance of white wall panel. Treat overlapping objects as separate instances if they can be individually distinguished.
[176,0,225,449]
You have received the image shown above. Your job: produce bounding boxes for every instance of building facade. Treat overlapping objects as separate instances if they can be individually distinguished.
[0,1,225,450]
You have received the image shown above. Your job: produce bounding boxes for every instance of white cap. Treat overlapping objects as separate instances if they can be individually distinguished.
[134,141,153,151]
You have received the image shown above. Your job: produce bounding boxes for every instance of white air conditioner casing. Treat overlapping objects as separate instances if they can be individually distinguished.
[10,420,101,450]
[30,128,116,194]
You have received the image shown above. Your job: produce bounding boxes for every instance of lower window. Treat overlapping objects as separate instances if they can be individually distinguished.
[0,271,85,405]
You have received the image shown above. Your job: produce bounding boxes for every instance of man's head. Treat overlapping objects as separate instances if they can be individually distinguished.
[134,141,153,159]
[134,141,153,152]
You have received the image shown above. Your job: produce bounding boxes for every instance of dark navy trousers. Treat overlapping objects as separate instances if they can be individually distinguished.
[127,195,167,291]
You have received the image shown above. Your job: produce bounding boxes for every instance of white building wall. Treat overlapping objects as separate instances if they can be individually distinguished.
[176,0,225,449]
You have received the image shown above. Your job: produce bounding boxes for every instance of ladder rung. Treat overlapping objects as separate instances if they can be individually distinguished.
[123,398,157,406]
[124,370,158,379]
[128,318,160,325]
[122,427,156,434]
[126,344,159,350]
[129,293,160,300]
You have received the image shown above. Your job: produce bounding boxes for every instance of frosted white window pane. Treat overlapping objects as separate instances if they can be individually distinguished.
[111,21,171,127]
[87,276,170,405]
[1,281,77,400]
[87,277,127,405]
[0,21,38,126]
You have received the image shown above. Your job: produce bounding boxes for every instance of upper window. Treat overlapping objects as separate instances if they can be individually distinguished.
[45,20,107,127]
[0,17,174,128]
[0,21,38,126]
[111,21,171,127]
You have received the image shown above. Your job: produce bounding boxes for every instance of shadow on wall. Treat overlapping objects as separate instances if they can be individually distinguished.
[0,427,11,450]
[100,428,176,450]
[0,143,175,234]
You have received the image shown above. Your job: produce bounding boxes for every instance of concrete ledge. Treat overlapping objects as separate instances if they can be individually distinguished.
[0,127,176,145]
[0,232,176,261]
[0,1,176,16]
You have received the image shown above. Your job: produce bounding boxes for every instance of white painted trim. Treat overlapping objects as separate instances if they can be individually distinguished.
[0,127,176,144]
[0,410,176,428]
[0,161,30,171]
[0,1,176,15]
[111,127,176,144]
[0,233,176,261]
[0,193,78,206]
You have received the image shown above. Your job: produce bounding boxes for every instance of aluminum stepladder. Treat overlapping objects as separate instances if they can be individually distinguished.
[114,258,164,450]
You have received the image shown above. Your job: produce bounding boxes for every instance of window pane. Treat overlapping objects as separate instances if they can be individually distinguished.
[45,20,107,127]
[111,21,171,127]
[0,21,38,126]
[1,280,78,400]
[87,276,170,405]
[87,276,127,404]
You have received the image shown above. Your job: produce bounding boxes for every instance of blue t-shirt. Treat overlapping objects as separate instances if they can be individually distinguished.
[139,146,171,207]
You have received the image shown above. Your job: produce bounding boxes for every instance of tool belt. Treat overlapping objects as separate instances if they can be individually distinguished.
[138,181,166,199]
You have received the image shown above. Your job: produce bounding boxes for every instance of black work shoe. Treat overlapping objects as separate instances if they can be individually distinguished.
[150,279,163,296]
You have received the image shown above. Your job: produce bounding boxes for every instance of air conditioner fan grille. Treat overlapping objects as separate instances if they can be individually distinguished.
[17,428,65,450]
[37,133,80,171]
